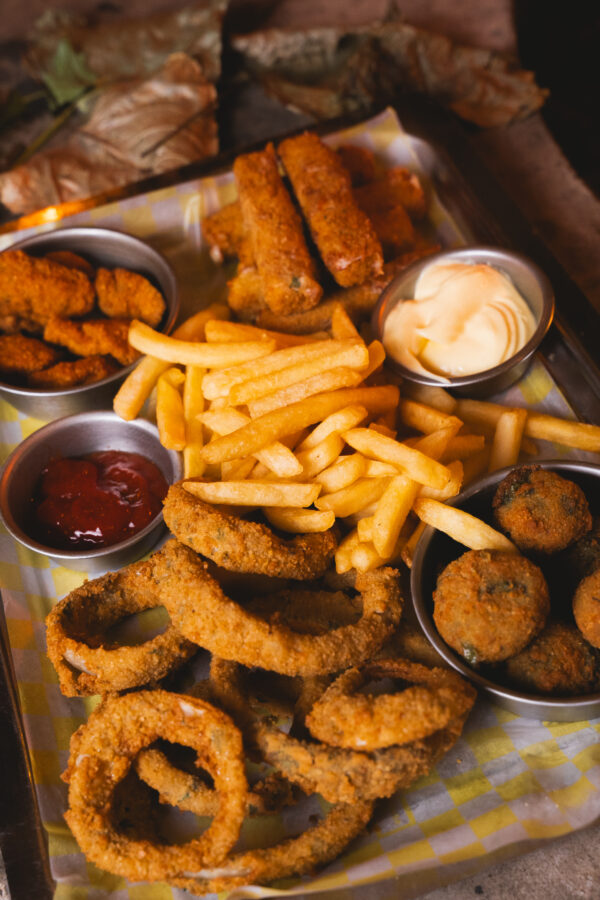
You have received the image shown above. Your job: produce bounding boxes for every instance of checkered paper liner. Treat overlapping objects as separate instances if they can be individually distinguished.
[1,108,599,900]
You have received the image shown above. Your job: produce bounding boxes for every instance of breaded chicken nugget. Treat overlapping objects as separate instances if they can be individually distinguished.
[233,143,322,315]
[28,355,118,388]
[0,334,61,376]
[95,268,166,327]
[202,202,254,266]
[44,317,139,366]
[0,250,94,326]
[44,250,95,278]
[278,132,383,287]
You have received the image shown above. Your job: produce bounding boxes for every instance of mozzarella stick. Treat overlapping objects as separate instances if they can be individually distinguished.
[233,143,322,315]
[278,132,383,287]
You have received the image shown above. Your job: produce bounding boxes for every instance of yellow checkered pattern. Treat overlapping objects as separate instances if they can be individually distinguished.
[1,109,600,899]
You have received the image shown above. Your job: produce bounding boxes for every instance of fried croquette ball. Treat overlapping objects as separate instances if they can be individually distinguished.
[433,549,550,665]
[505,620,600,695]
[563,517,600,585]
[492,464,591,554]
[573,568,600,649]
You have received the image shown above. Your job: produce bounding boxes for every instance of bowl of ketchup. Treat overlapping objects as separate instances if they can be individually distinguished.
[0,411,181,572]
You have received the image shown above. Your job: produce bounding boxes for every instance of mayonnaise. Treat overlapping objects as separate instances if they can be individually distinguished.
[382,261,536,381]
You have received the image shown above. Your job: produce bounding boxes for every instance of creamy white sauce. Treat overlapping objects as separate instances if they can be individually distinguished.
[382,261,536,381]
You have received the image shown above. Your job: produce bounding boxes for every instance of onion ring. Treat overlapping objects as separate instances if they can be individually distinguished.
[163,482,338,579]
[135,748,297,816]
[210,657,468,804]
[305,658,476,750]
[167,797,374,894]
[157,539,402,675]
[46,551,197,696]
[63,690,248,882]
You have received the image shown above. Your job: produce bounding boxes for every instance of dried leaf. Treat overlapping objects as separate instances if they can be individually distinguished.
[41,37,97,107]
[233,21,548,127]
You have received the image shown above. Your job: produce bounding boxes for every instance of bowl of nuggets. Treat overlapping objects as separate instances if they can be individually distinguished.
[33,131,600,893]
[412,460,600,721]
[0,226,178,419]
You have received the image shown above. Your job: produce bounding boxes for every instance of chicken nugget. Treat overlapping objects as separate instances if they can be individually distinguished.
[227,266,267,320]
[44,250,95,278]
[233,143,322,315]
[28,355,118,388]
[44,317,139,366]
[353,167,427,221]
[202,202,254,266]
[95,268,166,327]
[278,132,383,287]
[573,569,600,649]
[335,144,379,186]
[0,334,61,376]
[0,249,95,327]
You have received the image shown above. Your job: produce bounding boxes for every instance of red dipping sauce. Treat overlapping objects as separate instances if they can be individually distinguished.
[32,450,169,550]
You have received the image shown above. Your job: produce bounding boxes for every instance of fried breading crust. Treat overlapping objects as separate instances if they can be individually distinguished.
[0,249,95,326]
[278,132,383,287]
[95,267,166,327]
[163,483,337,580]
[44,317,139,366]
[0,334,61,375]
[233,143,322,315]
[27,355,118,388]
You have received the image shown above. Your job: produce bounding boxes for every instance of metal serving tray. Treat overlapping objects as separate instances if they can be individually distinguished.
[0,95,599,899]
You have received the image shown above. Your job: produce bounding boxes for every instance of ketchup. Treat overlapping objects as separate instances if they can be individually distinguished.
[32,450,169,550]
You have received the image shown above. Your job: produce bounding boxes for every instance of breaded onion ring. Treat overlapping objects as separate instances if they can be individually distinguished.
[163,482,337,579]
[210,657,467,804]
[135,748,296,817]
[167,797,374,894]
[46,551,197,696]
[157,539,402,675]
[305,658,476,750]
[63,690,247,881]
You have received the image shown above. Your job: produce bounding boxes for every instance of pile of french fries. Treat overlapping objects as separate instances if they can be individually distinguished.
[114,301,600,574]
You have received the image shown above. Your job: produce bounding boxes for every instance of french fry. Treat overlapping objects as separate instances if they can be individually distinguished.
[372,474,420,557]
[248,367,365,418]
[113,302,229,420]
[343,427,453,490]
[263,507,335,533]
[292,433,344,481]
[221,457,256,480]
[315,476,391,518]
[201,407,303,478]
[399,398,463,436]
[402,382,457,414]
[525,412,600,452]
[488,407,528,472]
[461,447,492,485]
[229,339,369,406]
[204,319,327,347]
[183,479,321,508]
[198,385,399,465]
[335,527,362,573]
[364,459,401,477]
[357,516,375,543]
[202,338,357,400]
[368,422,396,439]
[183,365,206,478]
[297,405,368,451]
[419,459,463,500]
[440,433,486,461]
[351,540,385,573]
[330,302,361,339]
[128,320,276,367]
[156,368,186,451]
[401,520,426,569]
[315,452,367,493]
[413,498,517,552]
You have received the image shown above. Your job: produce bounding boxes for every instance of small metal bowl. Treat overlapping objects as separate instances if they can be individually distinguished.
[411,460,600,721]
[372,245,554,398]
[0,227,179,419]
[0,411,181,573]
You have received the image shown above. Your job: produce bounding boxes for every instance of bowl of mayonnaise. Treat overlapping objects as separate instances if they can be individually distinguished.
[372,246,554,397]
